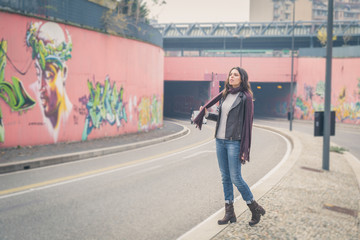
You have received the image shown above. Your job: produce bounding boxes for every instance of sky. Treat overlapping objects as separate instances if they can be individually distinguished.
[145,0,250,23]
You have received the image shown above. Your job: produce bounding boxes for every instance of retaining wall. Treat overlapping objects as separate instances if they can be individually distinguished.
[0,12,164,148]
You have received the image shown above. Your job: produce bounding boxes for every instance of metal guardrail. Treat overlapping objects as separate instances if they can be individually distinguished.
[153,20,360,38]
[0,0,162,47]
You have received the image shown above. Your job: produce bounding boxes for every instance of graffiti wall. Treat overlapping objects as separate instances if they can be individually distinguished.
[0,12,163,148]
[165,56,359,124]
[296,58,360,124]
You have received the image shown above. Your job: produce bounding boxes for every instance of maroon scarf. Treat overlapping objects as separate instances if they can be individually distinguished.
[194,87,253,164]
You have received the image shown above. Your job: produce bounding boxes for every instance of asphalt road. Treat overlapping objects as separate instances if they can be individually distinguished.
[0,120,288,240]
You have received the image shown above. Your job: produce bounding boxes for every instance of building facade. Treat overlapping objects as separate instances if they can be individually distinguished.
[250,0,360,22]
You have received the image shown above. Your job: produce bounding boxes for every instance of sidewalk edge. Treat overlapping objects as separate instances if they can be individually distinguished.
[178,124,302,240]
[0,123,189,174]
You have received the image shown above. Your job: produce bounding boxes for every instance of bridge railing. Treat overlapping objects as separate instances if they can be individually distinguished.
[153,20,360,38]
[164,49,297,58]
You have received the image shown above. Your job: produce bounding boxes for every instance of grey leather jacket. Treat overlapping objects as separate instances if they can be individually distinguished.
[206,92,247,140]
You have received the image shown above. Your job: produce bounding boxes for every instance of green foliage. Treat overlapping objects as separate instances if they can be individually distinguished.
[330,146,348,154]
[102,0,166,33]
[26,22,72,70]
[317,27,337,47]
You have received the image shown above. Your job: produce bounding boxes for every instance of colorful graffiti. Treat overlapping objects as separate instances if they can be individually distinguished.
[26,21,73,142]
[137,95,163,131]
[81,76,127,140]
[295,97,313,120]
[333,85,360,123]
[0,40,36,142]
[295,81,325,120]
[0,12,164,148]
[295,80,360,123]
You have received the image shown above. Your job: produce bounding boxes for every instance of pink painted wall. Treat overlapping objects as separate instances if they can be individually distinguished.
[296,58,360,123]
[165,56,360,124]
[0,12,164,148]
[165,57,295,82]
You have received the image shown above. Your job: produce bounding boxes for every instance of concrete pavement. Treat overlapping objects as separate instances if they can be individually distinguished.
[0,119,359,239]
[181,124,360,240]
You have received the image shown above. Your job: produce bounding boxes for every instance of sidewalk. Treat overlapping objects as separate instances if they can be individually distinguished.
[184,125,360,240]
[0,120,188,174]
[1,120,359,239]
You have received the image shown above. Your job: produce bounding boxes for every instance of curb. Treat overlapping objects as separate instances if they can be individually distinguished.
[179,124,360,240]
[0,124,189,174]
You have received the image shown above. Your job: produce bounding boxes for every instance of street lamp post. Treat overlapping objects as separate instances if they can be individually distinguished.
[323,0,334,171]
[234,35,248,67]
[289,0,295,131]
[240,36,243,67]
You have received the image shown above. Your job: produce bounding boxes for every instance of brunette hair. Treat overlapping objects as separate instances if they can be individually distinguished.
[223,67,253,97]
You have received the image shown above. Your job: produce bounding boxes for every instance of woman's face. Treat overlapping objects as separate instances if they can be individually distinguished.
[228,68,241,88]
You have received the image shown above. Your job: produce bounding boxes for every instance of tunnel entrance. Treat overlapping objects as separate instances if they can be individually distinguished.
[164,81,293,119]
[251,82,293,118]
[218,81,292,118]
[164,81,210,117]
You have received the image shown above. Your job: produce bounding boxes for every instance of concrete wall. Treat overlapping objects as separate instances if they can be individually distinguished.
[164,56,360,124]
[296,58,360,124]
[165,57,295,83]
[0,12,164,148]
[299,46,360,58]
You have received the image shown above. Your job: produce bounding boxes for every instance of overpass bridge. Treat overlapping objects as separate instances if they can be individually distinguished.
[153,21,360,119]
[153,20,360,52]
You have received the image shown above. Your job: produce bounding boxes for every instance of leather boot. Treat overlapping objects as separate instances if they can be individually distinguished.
[218,203,236,225]
[247,200,265,226]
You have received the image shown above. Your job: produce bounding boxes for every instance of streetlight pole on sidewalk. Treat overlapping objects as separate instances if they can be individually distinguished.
[323,0,334,171]
[289,0,295,131]
[240,36,243,67]
[234,34,249,67]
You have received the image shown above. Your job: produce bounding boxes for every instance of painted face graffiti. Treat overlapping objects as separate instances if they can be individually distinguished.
[26,21,73,141]
[36,61,65,120]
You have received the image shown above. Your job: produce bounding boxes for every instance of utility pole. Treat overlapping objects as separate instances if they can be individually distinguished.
[323,0,334,171]
[289,0,295,131]
[240,36,243,67]
[234,35,244,67]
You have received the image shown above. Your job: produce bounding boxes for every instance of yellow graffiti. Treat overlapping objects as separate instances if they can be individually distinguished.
[334,87,360,123]
[138,95,163,130]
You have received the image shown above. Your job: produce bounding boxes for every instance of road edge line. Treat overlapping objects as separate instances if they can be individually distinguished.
[0,121,189,174]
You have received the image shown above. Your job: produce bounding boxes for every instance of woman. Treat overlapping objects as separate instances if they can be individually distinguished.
[199,67,265,226]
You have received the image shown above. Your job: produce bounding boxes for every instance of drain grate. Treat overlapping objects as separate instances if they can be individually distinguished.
[300,166,323,173]
[323,203,358,217]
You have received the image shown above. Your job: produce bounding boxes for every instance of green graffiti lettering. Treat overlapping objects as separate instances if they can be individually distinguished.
[81,77,127,141]
[0,40,36,142]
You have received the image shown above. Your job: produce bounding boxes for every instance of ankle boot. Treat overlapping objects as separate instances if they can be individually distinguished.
[247,200,265,226]
[218,203,237,225]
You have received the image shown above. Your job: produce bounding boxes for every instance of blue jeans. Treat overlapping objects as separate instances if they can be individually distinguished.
[216,138,254,203]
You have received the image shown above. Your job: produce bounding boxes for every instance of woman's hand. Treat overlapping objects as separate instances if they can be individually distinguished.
[200,106,208,114]
[200,106,209,117]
